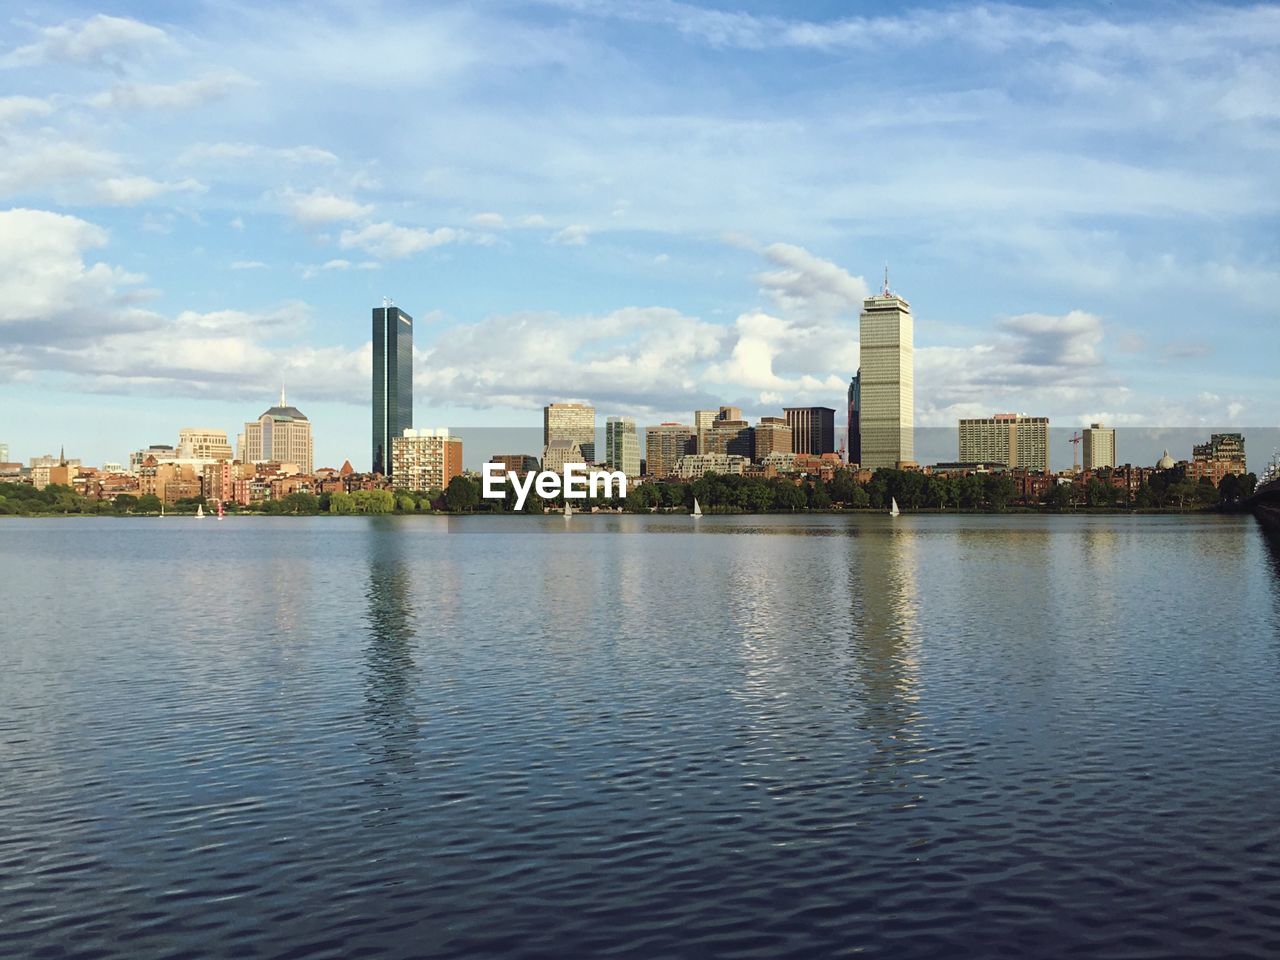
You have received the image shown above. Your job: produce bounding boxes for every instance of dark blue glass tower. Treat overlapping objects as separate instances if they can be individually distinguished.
[372,303,413,475]
[848,371,861,466]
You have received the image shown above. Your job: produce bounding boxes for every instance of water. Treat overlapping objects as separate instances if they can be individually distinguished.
[2,514,1279,959]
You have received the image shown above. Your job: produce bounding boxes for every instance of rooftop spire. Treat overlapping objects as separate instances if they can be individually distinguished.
[883,262,891,296]
[280,384,286,407]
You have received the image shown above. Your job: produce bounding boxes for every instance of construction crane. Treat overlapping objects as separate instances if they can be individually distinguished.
[1069,432,1083,473]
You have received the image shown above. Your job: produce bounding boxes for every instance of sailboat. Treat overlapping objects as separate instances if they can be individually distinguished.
[195,504,204,519]
[563,499,573,519]
[159,503,165,518]
[216,501,225,520]
[692,497,702,517]
[889,497,900,517]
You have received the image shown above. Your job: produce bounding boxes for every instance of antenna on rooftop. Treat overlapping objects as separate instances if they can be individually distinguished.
[883,262,891,296]
[382,295,393,310]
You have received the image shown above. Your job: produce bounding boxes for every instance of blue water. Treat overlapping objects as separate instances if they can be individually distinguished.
[2,514,1279,959]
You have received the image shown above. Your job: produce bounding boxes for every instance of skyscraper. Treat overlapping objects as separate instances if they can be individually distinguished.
[372,301,414,476]
[239,391,314,474]
[847,373,861,466]
[784,407,836,456]
[693,409,717,454]
[858,271,913,469]
[644,423,696,478]
[1083,423,1116,471]
[544,402,595,462]
[605,416,641,477]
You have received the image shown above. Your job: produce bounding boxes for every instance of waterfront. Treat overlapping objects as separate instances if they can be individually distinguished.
[2,514,1279,959]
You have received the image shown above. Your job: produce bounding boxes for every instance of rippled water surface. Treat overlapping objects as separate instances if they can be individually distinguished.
[3,514,1280,959]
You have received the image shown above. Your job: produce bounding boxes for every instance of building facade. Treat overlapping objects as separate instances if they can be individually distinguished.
[754,416,792,460]
[372,302,414,476]
[693,410,717,454]
[847,373,861,465]
[541,438,583,473]
[707,419,753,459]
[391,428,463,492]
[177,429,233,463]
[490,454,539,474]
[544,402,596,463]
[605,416,641,477]
[784,406,836,456]
[1082,423,1116,471]
[644,423,696,478]
[676,453,749,479]
[239,391,314,474]
[959,414,1049,473]
[858,276,914,469]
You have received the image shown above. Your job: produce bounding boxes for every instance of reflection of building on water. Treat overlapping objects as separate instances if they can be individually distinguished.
[845,526,923,790]
[362,521,419,782]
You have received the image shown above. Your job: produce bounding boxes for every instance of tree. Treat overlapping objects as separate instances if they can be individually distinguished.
[279,491,320,514]
[329,491,355,514]
[444,476,480,512]
[352,489,395,513]
[137,493,162,514]
[113,494,138,514]
[396,494,416,513]
[984,475,1015,512]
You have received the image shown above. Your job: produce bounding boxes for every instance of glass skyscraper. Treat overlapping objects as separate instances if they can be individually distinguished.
[372,303,413,476]
[847,372,861,466]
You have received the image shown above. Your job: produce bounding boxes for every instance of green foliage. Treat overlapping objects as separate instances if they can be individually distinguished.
[328,491,355,514]
[352,489,396,513]
[136,493,162,514]
[113,493,138,514]
[275,492,320,515]
[444,476,480,512]
[396,494,416,513]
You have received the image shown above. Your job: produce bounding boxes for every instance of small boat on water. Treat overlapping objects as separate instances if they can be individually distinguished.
[563,500,573,519]
[692,497,702,517]
[195,504,204,519]
[889,497,900,517]
[217,501,225,520]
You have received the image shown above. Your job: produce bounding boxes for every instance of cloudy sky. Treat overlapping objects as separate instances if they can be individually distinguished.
[2,0,1278,469]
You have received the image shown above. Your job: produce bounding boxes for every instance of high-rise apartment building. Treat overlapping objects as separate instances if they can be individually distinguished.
[373,301,414,476]
[959,414,1049,472]
[176,429,233,463]
[754,416,792,460]
[238,391,314,474]
[707,419,753,459]
[784,407,836,456]
[544,402,596,463]
[847,373,861,466]
[1082,423,1116,471]
[858,274,913,469]
[605,416,641,477]
[693,410,717,454]
[391,428,462,492]
[644,423,696,478]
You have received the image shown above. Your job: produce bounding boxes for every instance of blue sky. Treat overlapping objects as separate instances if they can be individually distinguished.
[2,0,1277,469]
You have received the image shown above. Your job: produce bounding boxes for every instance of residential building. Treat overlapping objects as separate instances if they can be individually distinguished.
[605,416,641,477]
[541,438,584,473]
[858,272,914,468]
[176,429,233,463]
[693,409,717,454]
[847,372,861,465]
[644,423,696,478]
[372,301,414,475]
[1189,433,1247,485]
[958,414,1050,473]
[1082,423,1116,471]
[391,428,463,493]
[784,406,836,456]
[491,454,539,474]
[238,390,314,474]
[129,445,176,472]
[707,419,753,459]
[544,402,596,463]
[754,416,792,460]
[676,453,749,479]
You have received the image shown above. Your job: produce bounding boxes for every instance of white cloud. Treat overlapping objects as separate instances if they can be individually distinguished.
[89,71,255,110]
[96,176,206,206]
[1,14,171,69]
[339,221,457,258]
[552,223,591,245]
[470,212,506,228]
[282,188,373,225]
[180,142,339,166]
[0,96,54,126]
[230,260,265,270]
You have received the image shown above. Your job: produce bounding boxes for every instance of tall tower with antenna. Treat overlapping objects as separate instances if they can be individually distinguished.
[857,266,914,469]
[372,298,414,475]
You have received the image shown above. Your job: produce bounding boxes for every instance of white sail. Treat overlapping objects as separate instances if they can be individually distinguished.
[692,497,702,517]
[889,497,900,517]
[195,504,204,519]
[563,500,572,518]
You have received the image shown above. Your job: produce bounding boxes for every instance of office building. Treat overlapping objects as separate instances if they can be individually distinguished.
[784,406,836,456]
[544,402,595,463]
[373,301,414,476]
[958,414,1049,473]
[238,390,314,474]
[176,429,233,463]
[847,373,861,465]
[718,405,743,422]
[391,428,463,493]
[858,272,914,468]
[1082,423,1116,471]
[491,454,539,474]
[605,416,641,477]
[754,416,792,460]
[644,423,696,478]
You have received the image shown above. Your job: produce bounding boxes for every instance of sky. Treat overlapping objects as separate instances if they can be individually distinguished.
[2,0,1278,471]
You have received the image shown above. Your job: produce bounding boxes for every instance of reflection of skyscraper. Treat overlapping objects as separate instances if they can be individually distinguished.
[847,372,861,466]
[372,302,414,476]
[363,520,419,780]
[858,271,913,469]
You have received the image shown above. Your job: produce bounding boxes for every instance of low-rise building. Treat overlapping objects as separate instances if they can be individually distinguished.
[676,453,749,479]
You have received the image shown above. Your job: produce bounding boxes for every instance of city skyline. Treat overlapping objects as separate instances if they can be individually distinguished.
[1,2,1278,469]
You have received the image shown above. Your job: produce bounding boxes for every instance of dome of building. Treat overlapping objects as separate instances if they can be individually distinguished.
[1157,449,1175,469]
